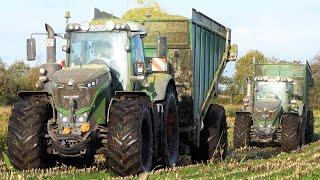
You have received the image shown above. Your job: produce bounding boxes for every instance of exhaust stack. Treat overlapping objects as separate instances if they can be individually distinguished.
[45,23,56,63]
[42,24,61,81]
[243,78,253,112]
[246,78,251,97]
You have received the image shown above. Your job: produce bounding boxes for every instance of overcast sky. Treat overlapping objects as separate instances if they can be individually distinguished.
[1,0,320,74]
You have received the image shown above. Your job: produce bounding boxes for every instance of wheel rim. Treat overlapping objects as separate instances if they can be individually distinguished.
[141,118,151,171]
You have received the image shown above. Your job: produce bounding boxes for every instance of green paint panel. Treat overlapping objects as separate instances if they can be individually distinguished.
[191,9,227,119]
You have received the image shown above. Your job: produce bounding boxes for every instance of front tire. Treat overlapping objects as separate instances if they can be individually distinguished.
[233,113,252,149]
[281,114,301,152]
[106,98,153,176]
[7,99,50,170]
[191,104,228,162]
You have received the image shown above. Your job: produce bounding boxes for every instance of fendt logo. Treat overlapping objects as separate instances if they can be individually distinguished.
[63,95,79,100]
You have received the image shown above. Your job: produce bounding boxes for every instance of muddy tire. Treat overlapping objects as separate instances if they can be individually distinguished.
[233,113,252,149]
[106,98,153,176]
[281,114,301,152]
[162,85,179,167]
[7,99,50,170]
[305,110,314,144]
[191,104,228,162]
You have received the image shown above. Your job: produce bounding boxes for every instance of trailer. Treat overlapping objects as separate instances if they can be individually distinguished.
[122,8,237,160]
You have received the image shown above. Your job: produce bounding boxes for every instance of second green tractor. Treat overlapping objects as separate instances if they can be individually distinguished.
[234,63,314,152]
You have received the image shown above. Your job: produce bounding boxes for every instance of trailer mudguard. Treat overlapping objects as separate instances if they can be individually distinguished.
[147,73,174,101]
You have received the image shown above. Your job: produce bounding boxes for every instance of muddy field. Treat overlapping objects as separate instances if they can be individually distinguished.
[0,105,320,179]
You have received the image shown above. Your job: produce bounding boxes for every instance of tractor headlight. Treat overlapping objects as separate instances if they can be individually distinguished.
[290,99,297,104]
[74,24,80,30]
[87,81,95,88]
[79,80,98,89]
[87,80,98,88]
[105,21,115,31]
[39,68,46,75]
[68,25,74,30]
[80,21,90,31]
[78,116,84,123]
[115,24,121,30]
[62,117,68,123]
[77,113,88,123]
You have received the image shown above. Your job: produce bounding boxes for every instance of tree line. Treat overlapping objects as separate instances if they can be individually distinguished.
[0,51,319,108]
[220,50,320,109]
[0,58,38,105]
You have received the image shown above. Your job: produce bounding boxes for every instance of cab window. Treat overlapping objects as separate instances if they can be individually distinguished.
[130,35,144,63]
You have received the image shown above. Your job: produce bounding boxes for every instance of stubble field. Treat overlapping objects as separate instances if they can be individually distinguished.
[0,105,320,179]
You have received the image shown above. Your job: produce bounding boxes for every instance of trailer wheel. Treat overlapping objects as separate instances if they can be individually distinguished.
[7,99,50,170]
[162,85,179,167]
[305,110,314,144]
[233,113,252,149]
[281,114,301,152]
[106,98,153,176]
[191,104,228,162]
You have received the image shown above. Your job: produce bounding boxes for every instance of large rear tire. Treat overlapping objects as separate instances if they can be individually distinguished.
[233,113,252,149]
[162,85,179,167]
[106,98,153,176]
[191,104,228,162]
[305,110,314,144]
[281,114,301,152]
[7,99,50,170]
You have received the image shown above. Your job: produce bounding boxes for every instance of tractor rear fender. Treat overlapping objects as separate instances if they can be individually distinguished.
[147,73,176,102]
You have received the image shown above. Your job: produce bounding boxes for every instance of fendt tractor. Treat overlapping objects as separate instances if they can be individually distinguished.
[7,8,237,176]
[234,62,314,152]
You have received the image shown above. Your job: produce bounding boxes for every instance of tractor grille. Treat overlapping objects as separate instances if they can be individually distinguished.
[52,87,96,112]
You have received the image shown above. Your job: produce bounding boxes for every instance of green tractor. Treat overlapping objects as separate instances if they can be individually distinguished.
[7,8,237,176]
[234,63,314,152]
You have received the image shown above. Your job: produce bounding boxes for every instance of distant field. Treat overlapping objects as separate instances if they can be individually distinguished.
[0,105,320,179]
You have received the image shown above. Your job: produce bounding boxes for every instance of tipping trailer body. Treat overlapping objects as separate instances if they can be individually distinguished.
[127,9,231,134]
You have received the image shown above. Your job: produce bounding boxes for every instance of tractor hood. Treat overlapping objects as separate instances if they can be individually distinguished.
[254,98,281,112]
[253,98,282,131]
[52,64,110,85]
[51,64,112,115]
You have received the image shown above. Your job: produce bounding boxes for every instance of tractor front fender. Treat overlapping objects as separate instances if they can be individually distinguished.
[18,91,50,100]
[236,111,252,117]
[146,73,175,101]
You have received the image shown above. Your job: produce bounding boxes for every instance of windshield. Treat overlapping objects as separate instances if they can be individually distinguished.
[256,81,287,104]
[70,32,128,89]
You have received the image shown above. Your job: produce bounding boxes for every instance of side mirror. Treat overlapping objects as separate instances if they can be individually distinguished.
[156,36,167,58]
[27,38,36,61]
